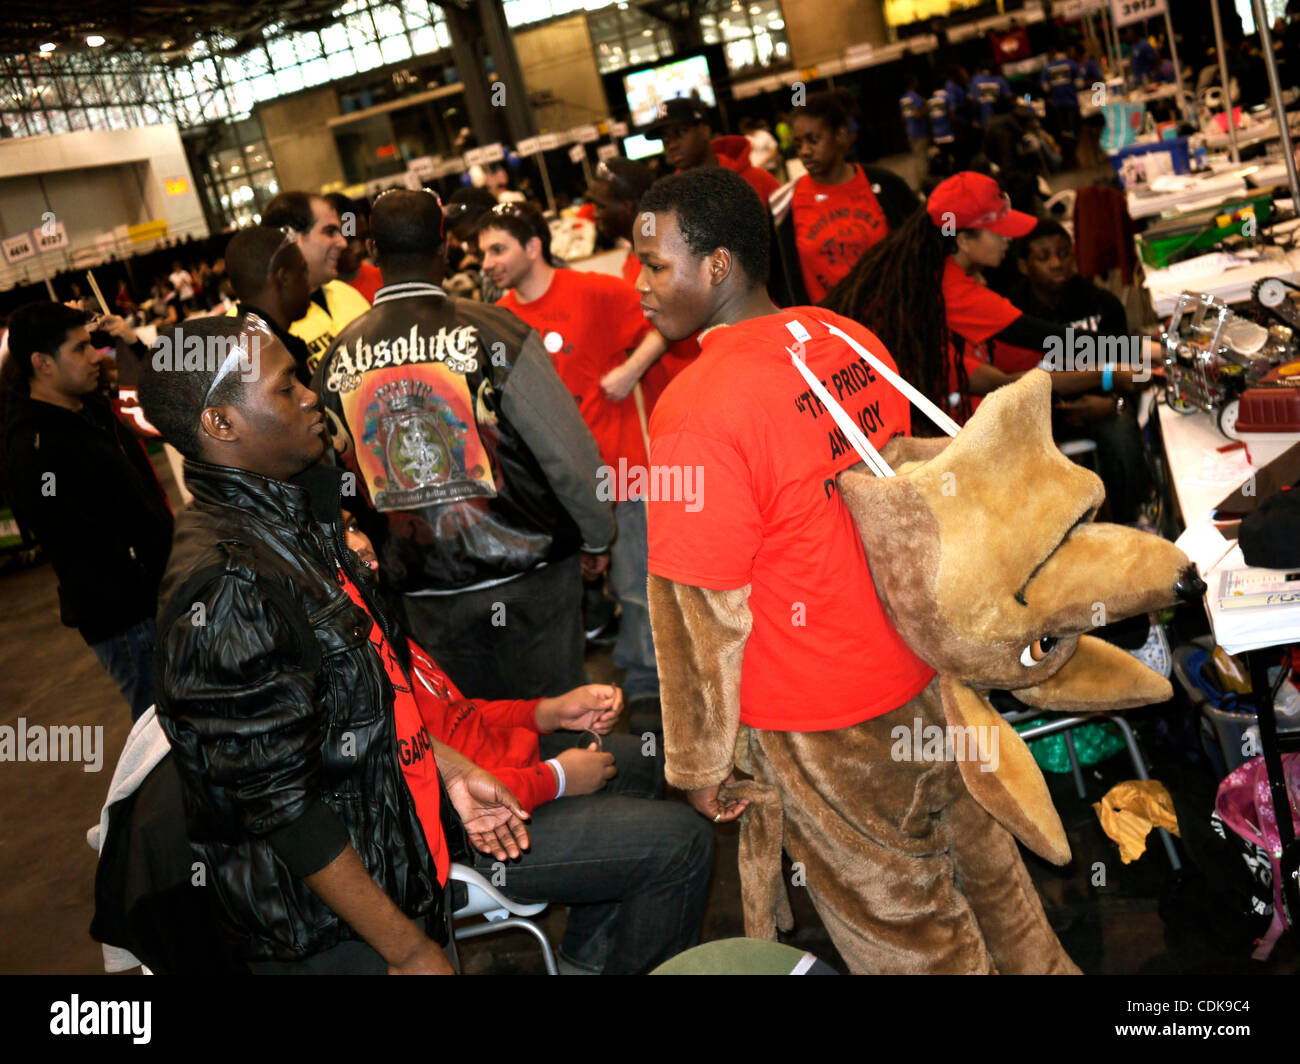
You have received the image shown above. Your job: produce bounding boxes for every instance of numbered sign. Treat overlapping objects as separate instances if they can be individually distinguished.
[607,121,629,138]
[571,124,600,144]
[568,143,587,164]
[1109,0,1166,28]
[35,221,69,253]
[2,232,36,264]
[538,132,562,151]
[464,143,505,166]
[408,155,438,180]
[596,143,619,161]
[515,136,543,157]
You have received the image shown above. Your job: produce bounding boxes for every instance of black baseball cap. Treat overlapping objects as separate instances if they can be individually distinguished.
[646,98,712,137]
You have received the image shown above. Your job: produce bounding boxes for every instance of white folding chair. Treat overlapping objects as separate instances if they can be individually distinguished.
[446,863,558,975]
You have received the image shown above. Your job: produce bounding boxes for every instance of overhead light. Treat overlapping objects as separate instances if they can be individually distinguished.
[39,42,56,53]
[749,4,761,12]
[86,34,105,47]
[769,18,783,28]
[642,28,653,36]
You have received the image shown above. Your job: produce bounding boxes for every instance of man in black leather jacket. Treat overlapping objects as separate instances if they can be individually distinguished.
[314,189,615,700]
[138,313,523,973]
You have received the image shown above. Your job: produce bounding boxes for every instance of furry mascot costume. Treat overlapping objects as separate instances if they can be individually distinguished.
[649,366,1203,974]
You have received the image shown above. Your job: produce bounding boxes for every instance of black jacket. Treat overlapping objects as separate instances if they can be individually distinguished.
[4,387,173,643]
[152,458,454,962]
[769,166,921,309]
[314,281,614,595]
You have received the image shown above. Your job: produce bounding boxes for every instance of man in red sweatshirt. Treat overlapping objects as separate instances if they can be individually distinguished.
[340,509,714,975]
[649,98,780,207]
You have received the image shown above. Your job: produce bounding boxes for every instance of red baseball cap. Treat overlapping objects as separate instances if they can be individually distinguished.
[926,172,1036,237]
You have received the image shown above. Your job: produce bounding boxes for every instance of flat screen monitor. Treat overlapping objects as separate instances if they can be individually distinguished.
[623,54,716,129]
[622,133,664,161]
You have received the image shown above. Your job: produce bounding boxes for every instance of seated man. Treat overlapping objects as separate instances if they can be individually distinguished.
[139,314,476,974]
[340,508,715,975]
[995,219,1152,523]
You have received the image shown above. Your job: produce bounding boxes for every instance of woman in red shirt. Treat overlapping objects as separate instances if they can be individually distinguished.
[770,91,915,305]
[824,171,1142,423]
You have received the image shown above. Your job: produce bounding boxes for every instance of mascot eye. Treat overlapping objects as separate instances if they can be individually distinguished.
[1020,636,1059,667]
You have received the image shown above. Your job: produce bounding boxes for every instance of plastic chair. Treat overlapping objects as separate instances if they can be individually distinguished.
[1000,622,1182,873]
[445,863,558,975]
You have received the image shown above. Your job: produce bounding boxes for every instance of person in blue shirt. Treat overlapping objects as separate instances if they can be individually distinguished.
[1070,43,1104,87]
[927,85,957,145]
[1126,26,1158,85]
[900,74,929,154]
[1041,48,1082,166]
[970,64,1011,127]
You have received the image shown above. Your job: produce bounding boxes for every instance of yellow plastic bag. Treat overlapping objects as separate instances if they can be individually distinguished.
[1092,779,1181,864]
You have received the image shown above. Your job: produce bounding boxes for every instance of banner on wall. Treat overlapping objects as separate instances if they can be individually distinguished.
[2,232,36,265]
[127,219,169,243]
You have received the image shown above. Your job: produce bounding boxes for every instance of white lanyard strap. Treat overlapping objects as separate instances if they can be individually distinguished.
[785,319,960,480]
[787,339,894,478]
[823,323,962,439]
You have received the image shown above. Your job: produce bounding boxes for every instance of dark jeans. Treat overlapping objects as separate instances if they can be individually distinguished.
[402,555,586,700]
[88,617,156,722]
[610,501,658,699]
[471,731,714,975]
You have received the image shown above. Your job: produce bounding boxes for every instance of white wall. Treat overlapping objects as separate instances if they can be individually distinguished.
[0,124,208,291]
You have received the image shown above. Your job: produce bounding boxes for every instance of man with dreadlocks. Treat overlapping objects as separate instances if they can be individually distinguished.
[822,172,1147,427]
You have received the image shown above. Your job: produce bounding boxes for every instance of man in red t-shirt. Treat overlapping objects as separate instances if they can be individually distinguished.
[478,202,665,723]
[635,167,1055,974]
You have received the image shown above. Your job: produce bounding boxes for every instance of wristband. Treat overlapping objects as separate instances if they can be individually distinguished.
[1101,365,1114,393]
[546,757,566,798]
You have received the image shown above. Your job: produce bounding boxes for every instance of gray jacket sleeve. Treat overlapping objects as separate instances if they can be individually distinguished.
[501,329,616,553]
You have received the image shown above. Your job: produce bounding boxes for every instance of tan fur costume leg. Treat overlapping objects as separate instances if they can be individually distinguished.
[944,789,1082,974]
[747,682,998,974]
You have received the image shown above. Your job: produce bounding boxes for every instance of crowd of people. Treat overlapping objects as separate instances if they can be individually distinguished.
[2,16,1275,974]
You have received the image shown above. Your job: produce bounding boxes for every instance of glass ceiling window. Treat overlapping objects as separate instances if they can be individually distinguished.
[0,0,452,140]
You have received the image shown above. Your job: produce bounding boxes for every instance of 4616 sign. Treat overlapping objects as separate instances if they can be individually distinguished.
[1109,0,1165,28]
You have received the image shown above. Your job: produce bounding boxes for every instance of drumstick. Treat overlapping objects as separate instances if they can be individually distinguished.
[86,270,108,317]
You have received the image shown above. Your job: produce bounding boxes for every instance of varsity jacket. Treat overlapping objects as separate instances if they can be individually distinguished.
[768,166,921,309]
[314,280,615,596]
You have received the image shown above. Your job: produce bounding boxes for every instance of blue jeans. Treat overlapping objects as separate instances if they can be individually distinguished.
[88,617,156,722]
[471,731,713,974]
[610,501,658,700]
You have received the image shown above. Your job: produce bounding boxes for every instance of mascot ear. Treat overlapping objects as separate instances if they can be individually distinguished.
[937,674,1071,866]
[1016,635,1172,712]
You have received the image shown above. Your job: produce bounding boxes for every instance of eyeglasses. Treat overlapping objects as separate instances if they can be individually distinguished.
[374,186,443,209]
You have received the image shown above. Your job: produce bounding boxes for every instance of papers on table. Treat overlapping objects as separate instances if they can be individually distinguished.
[1144,249,1300,316]
[1204,546,1300,653]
